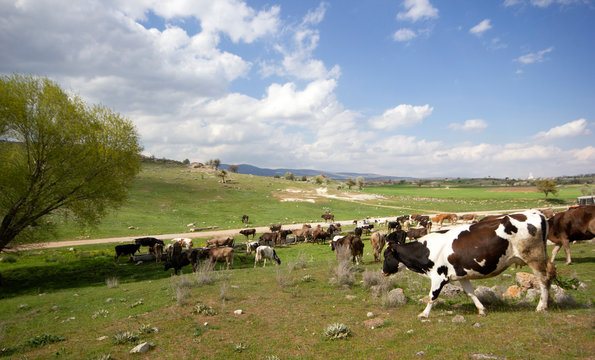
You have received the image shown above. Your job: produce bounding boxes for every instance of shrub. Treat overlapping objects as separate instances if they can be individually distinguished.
[323,323,351,340]
[288,251,309,270]
[193,304,217,316]
[194,261,216,286]
[0,256,17,263]
[105,277,119,288]
[28,334,66,347]
[112,331,138,345]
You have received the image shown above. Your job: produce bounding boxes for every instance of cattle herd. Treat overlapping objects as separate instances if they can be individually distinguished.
[114,205,594,318]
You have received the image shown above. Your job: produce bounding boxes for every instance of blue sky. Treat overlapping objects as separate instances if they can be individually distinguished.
[1,0,593,179]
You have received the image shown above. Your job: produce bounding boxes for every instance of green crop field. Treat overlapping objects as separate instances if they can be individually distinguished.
[0,161,593,359]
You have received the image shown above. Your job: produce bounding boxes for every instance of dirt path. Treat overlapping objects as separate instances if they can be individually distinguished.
[5,208,556,252]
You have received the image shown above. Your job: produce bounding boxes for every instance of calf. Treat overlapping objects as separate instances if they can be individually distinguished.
[331,234,364,265]
[254,246,281,267]
[312,228,332,244]
[153,243,164,263]
[387,221,401,232]
[278,229,293,244]
[206,235,234,248]
[114,243,141,263]
[242,214,249,223]
[382,210,555,318]
[239,228,256,240]
[197,247,234,270]
[246,241,260,254]
[548,205,595,265]
[370,231,386,262]
[259,232,279,246]
[164,242,191,275]
[269,224,282,232]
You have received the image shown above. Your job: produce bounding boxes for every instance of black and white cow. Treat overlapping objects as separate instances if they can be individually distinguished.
[254,246,281,267]
[382,210,555,318]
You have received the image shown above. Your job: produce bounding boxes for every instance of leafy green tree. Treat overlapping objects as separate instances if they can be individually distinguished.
[229,165,239,173]
[416,180,424,187]
[345,178,355,189]
[182,158,190,165]
[535,179,558,199]
[314,176,324,185]
[356,176,365,190]
[301,175,307,181]
[212,158,221,170]
[0,74,142,252]
[285,172,295,181]
[218,169,228,182]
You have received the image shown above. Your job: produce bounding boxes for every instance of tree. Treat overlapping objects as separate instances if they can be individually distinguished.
[182,158,190,165]
[535,179,558,199]
[0,74,142,252]
[356,176,365,190]
[285,172,295,181]
[212,158,221,170]
[416,180,424,187]
[345,178,356,189]
[229,165,239,173]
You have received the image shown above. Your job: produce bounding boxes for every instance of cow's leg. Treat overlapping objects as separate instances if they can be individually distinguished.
[561,237,572,265]
[550,243,562,263]
[419,275,448,319]
[527,260,554,312]
[458,279,486,316]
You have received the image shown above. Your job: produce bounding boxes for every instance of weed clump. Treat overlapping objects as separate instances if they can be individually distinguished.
[112,331,139,345]
[323,323,351,340]
[194,261,216,286]
[193,304,217,316]
[330,246,356,287]
[105,277,119,288]
[28,334,66,347]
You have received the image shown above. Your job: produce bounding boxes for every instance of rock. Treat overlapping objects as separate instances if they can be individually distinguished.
[440,283,463,298]
[503,285,522,299]
[524,288,540,302]
[406,329,414,334]
[106,298,115,303]
[387,288,407,305]
[128,226,136,229]
[130,342,154,354]
[516,272,539,290]
[475,286,499,304]
[345,295,356,300]
[366,312,375,318]
[473,322,482,328]
[470,354,504,360]
[452,315,466,323]
[552,285,577,306]
[234,309,243,315]
[364,317,384,329]
[96,336,108,341]
[51,306,59,311]
[416,351,425,356]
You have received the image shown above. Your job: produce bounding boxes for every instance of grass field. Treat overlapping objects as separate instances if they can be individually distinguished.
[21,161,586,245]
[1,161,593,359]
[0,236,593,359]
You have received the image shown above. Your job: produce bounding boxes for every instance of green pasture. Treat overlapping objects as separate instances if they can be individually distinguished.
[0,236,593,359]
[26,162,586,244]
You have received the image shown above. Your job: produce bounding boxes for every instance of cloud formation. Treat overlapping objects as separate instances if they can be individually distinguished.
[449,119,489,132]
[516,47,554,64]
[393,28,417,42]
[534,118,591,140]
[470,19,492,36]
[396,0,439,22]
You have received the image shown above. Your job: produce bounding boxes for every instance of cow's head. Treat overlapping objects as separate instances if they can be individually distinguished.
[273,250,281,265]
[382,242,400,276]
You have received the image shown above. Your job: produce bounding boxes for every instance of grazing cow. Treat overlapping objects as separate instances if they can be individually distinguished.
[406,227,428,241]
[153,243,164,263]
[313,228,332,244]
[361,224,374,235]
[164,242,192,275]
[387,221,401,232]
[460,214,478,223]
[135,237,164,252]
[548,205,595,265]
[396,215,410,224]
[431,213,457,227]
[254,246,281,267]
[328,223,342,234]
[370,232,386,262]
[246,241,260,254]
[321,213,335,222]
[206,235,234,248]
[239,228,256,240]
[259,232,279,246]
[269,224,282,232]
[242,214,249,223]
[114,243,141,263]
[330,234,364,265]
[382,210,555,319]
[278,229,293,244]
[412,215,430,224]
[197,247,234,270]
[172,237,193,249]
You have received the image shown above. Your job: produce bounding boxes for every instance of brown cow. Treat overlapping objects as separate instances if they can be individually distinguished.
[239,228,256,240]
[407,227,428,240]
[197,247,234,270]
[431,213,457,227]
[370,231,386,262]
[330,234,364,265]
[269,224,282,232]
[259,232,279,246]
[460,214,478,223]
[206,235,234,247]
[548,205,595,265]
[321,213,335,222]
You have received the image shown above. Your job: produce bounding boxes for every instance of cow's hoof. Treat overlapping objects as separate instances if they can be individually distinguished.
[478,310,486,317]
[417,313,429,320]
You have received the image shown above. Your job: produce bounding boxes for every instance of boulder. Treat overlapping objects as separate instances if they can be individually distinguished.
[440,283,463,298]
[475,286,499,304]
[387,288,407,305]
[130,342,154,354]
[503,285,523,299]
[516,272,539,290]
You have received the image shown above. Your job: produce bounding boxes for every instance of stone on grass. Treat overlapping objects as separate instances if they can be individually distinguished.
[475,286,499,304]
[130,342,154,354]
[552,285,577,306]
[516,272,539,290]
[440,283,463,298]
[452,315,466,323]
[364,317,384,329]
[234,309,243,315]
[366,312,375,318]
[387,288,407,305]
[503,285,522,299]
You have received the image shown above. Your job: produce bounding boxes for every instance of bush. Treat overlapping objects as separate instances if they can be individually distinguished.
[28,334,66,347]
[193,304,217,316]
[112,331,138,345]
[1,256,17,263]
[323,323,351,340]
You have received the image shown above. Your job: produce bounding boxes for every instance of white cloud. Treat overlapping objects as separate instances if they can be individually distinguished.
[397,0,439,22]
[393,28,417,41]
[534,118,591,140]
[504,0,582,7]
[449,119,488,132]
[470,19,492,36]
[515,47,554,64]
[369,104,434,130]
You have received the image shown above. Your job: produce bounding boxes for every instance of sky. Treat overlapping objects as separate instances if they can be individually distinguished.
[1,0,594,179]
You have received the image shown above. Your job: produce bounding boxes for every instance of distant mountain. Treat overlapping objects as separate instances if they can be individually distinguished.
[220,163,414,181]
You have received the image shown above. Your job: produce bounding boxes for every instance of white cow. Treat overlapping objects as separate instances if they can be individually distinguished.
[254,246,281,267]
